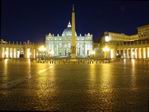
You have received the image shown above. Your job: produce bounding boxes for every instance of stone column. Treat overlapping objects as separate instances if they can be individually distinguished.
[11,48,13,58]
[33,49,35,59]
[17,48,20,58]
[8,48,10,58]
[24,48,27,59]
[127,49,129,59]
[25,48,31,59]
[31,48,35,59]
[3,47,5,59]
[123,49,125,58]
[147,47,149,58]
[137,48,139,59]
[56,44,58,56]
[5,48,9,58]
[3,47,5,58]
[110,49,116,59]
[120,49,122,56]
[0,47,4,59]
[12,48,14,58]
[138,48,140,59]
[130,48,133,59]
[28,48,31,59]
[14,48,17,58]
[134,48,137,59]
[138,48,142,59]
[30,48,33,59]
[142,48,146,59]
[146,47,148,59]
[9,48,12,58]
[0,47,2,59]
[13,48,16,58]
[85,44,87,57]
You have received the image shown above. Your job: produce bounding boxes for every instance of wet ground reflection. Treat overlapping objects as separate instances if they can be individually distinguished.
[3,59,8,82]
[0,60,149,111]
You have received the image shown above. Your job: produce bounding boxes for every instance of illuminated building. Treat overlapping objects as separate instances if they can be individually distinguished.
[45,23,93,58]
[98,24,149,59]
[45,6,93,58]
[0,40,38,59]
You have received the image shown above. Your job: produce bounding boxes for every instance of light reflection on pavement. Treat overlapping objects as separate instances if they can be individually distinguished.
[0,59,149,111]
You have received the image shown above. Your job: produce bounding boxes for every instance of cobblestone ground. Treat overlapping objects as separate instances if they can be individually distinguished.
[0,60,149,112]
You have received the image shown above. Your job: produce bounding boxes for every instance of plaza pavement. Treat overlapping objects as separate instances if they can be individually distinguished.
[0,59,149,111]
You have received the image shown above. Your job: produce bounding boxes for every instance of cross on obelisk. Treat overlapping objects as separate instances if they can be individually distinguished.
[71,5,76,59]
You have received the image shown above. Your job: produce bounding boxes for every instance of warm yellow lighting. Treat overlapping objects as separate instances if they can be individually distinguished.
[38,45,46,52]
[4,59,8,81]
[138,48,142,59]
[147,47,149,58]
[123,59,126,64]
[143,48,146,59]
[90,50,95,55]
[103,46,110,59]
[110,49,114,58]
[5,51,9,58]
[103,46,110,52]
[17,50,20,58]
[27,48,31,58]
[131,59,135,65]
[105,35,111,42]
[13,48,16,58]
[131,51,135,59]
[50,50,54,56]
[4,59,8,64]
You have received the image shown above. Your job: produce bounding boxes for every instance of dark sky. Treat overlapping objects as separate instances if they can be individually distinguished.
[1,0,149,42]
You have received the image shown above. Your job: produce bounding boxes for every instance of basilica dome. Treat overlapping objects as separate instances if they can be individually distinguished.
[62,22,77,36]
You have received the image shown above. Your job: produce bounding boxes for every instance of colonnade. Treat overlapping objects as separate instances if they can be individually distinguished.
[115,47,149,59]
[0,44,38,59]
[106,47,149,59]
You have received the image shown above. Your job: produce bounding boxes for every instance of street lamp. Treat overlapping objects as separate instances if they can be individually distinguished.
[105,35,111,42]
[38,45,46,52]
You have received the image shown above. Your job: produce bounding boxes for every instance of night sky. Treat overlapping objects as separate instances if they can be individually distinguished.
[1,0,149,42]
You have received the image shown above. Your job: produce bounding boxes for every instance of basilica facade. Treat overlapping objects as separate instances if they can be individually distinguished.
[45,22,93,58]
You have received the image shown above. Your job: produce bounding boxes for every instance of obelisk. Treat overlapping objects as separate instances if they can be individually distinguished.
[71,5,76,59]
